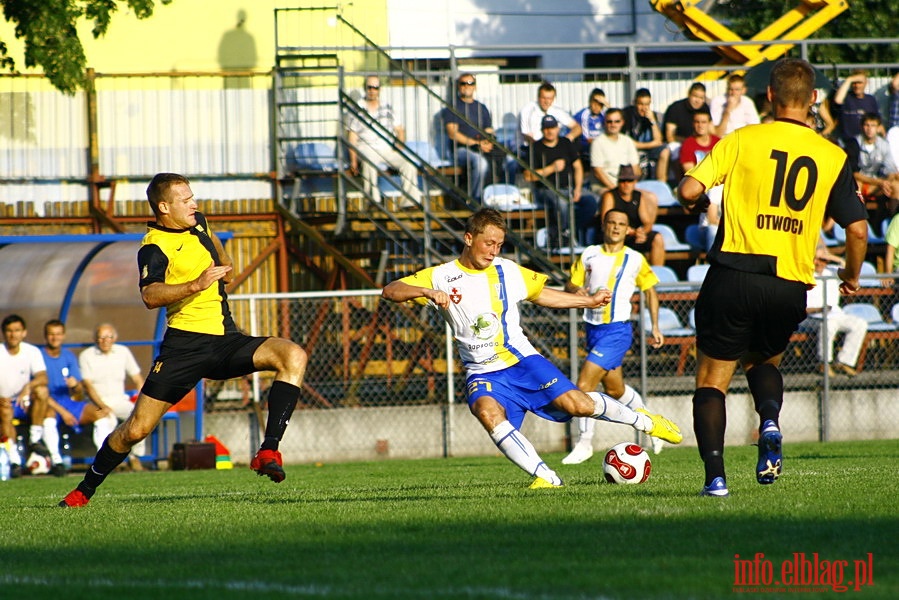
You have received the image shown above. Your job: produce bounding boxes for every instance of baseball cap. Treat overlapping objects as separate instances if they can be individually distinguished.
[541,115,559,129]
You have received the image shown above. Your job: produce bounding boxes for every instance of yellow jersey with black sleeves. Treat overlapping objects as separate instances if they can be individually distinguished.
[570,245,658,325]
[399,257,547,375]
[687,118,867,285]
[138,212,236,335]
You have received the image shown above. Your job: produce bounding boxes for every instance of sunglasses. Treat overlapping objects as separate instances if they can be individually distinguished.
[459,80,476,86]
[366,85,380,90]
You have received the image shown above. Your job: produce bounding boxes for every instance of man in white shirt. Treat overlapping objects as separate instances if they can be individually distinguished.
[519,81,581,145]
[590,108,641,193]
[0,314,50,477]
[347,74,422,208]
[80,323,146,467]
[709,74,760,137]
[806,253,868,376]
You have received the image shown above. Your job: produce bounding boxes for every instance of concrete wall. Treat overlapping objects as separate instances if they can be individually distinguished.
[203,387,899,467]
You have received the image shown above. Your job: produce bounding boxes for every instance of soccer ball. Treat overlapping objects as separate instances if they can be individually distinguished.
[603,442,651,484]
[26,452,51,475]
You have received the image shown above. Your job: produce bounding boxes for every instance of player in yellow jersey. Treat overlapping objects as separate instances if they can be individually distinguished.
[382,208,682,489]
[60,174,309,507]
[561,209,666,465]
[678,59,869,497]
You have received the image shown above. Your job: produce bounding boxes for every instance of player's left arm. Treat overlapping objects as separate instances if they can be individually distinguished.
[644,287,664,348]
[828,160,870,294]
[532,285,610,309]
[209,231,234,284]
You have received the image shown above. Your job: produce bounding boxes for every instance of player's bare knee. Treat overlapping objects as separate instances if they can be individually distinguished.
[278,342,307,376]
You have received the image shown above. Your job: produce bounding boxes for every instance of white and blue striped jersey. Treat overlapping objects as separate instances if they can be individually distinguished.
[399,257,547,375]
[569,245,658,325]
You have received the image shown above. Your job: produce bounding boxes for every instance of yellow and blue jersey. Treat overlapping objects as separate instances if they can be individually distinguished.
[570,245,657,325]
[399,257,547,375]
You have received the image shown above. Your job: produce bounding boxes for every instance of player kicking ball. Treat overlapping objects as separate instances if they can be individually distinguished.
[381,208,682,488]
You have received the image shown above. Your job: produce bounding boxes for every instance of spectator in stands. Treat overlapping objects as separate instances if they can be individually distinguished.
[443,73,504,202]
[597,165,665,266]
[663,82,708,183]
[622,88,670,182]
[683,108,724,253]
[590,108,641,194]
[845,112,899,218]
[79,323,146,471]
[888,72,899,131]
[679,108,719,173]
[519,81,581,145]
[0,314,51,478]
[42,319,118,475]
[346,75,422,208]
[883,212,899,280]
[381,208,682,490]
[572,88,607,164]
[561,208,665,466]
[833,70,881,144]
[806,252,868,377]
[709,74,760,137]
[523,115,596,247]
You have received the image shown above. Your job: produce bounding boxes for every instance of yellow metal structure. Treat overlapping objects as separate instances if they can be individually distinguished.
[651,0,849,77]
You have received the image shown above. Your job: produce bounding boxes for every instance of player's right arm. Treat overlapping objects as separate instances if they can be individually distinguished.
[140,263,232,310]
[138,244,231,310]
[382,279,449,309]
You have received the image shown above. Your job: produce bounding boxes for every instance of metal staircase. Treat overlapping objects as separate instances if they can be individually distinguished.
[272,7,570,287]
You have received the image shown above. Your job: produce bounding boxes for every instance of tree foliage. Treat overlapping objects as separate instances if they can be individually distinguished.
[1,0,172,95]
[713,0,899,66]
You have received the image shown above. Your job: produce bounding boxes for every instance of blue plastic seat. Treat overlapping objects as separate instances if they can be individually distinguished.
[686,263,711,283]
[843,303,897,332]
[654,223,691,251]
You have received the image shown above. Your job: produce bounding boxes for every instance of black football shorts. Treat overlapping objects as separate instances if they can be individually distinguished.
[142,328,268,404]
[694,265,807,361]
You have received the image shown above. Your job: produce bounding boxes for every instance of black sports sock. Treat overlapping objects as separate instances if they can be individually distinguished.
[78,438,130,496]
[260,381,301,451]
[746,363,783,430]
[693,387,727,486]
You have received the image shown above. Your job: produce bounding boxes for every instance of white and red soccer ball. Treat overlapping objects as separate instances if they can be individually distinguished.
[26,452,51,475]
[603,442,651,484]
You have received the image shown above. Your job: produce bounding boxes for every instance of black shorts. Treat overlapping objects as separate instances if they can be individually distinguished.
[695,266,807,361]
[142,328,268,404]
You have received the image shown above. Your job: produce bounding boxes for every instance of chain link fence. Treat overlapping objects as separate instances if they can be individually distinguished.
[207,280,898,465]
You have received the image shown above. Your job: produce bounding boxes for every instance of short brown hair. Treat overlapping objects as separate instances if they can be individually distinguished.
[146,173,190,217]
[466,208,507,237]
[770,58,815,109]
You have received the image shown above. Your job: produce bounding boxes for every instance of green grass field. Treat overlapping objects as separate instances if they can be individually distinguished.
[1,439,895,600]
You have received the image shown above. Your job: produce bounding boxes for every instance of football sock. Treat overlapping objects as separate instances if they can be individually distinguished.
[489,420,560,484]
[746,363,783,431]
[619,384,646,411]
[80,438,130,495]
[29,424,43,447]
[575,417,595,442]
[693,387,727,485]
[588,391,642,429]
[92,414,118,451]
[42,417,63,464]
[7,442,21,465]
[260,380,300,451]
